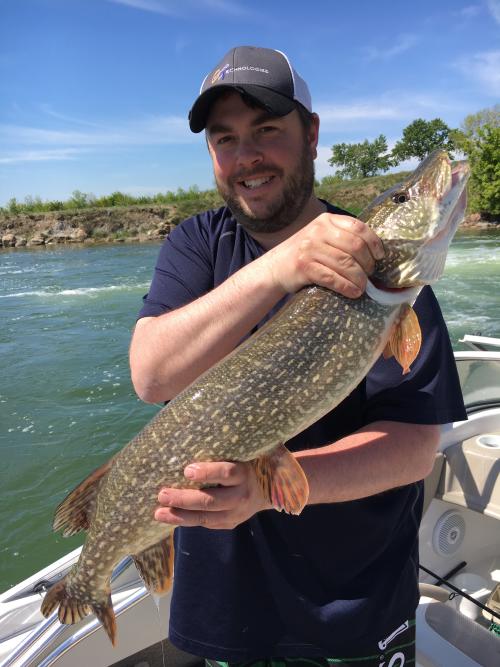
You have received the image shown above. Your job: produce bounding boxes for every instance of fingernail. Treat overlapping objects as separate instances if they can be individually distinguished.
[184,465,197,479]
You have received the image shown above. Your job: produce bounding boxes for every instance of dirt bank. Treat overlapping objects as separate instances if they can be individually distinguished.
[0,205,182,248]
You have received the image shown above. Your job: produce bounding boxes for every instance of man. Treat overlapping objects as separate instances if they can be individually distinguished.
[130,46,466,667]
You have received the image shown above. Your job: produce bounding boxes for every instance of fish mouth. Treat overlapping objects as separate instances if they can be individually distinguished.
[425,160,470,251]
[406,157,470,285]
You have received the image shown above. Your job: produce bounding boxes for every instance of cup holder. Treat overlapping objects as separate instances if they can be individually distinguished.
[477,434,500,449]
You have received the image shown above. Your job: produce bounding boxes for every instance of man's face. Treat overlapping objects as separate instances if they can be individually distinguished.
[205,92,319,233]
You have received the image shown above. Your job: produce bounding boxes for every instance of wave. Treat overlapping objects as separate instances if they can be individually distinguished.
[0,284,149,299]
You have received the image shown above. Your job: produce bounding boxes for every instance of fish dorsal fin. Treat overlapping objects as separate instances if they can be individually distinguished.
[253,443,309,515]
[132,533,175,595]
[389,304,422,374]
[53,459,114,536]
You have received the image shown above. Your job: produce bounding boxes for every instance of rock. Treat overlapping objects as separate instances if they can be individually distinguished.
[15,237,27,247]
[2,233,16,247]
[28,235,46,246]
[72,227,88,241]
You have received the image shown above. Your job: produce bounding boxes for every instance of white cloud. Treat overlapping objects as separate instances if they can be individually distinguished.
[455,4,482,19]
[315,92,459,131]
[39,105,104,128]
[487,0,500,24]
[315,145,335,181]
[0,149,86,164]
[0,114,197,149]
[107,0,182,16]
[106,0,254,18]
[456,50,500,95]
[364,34,419,61]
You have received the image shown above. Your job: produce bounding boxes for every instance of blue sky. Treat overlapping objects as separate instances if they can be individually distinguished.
[1,0,499,206]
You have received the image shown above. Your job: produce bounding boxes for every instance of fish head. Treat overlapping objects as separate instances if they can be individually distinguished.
[363,150,470,288]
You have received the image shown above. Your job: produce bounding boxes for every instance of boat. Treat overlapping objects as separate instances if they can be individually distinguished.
[1,334,499,667]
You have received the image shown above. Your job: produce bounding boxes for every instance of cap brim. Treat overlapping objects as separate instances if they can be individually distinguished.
[189,84,296,133]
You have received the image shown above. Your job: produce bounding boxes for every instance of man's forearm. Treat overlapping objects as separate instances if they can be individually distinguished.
[297,421,441,504]
[153,421,441,529]
[130,256,285,403]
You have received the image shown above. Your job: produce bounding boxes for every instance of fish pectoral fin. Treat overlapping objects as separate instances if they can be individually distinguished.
[389,304,422,375]
[53,458,114,536]
[132,533,174,595]
[41,577,116,646]
[382,340,394,359]
[253,443,309,515]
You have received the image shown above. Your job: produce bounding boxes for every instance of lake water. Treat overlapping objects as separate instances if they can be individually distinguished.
[1,230,500,591]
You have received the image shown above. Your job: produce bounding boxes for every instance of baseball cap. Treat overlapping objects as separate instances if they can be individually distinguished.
[188,46,312,133]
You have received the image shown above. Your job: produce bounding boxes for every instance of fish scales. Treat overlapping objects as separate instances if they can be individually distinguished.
[41,150,470,645]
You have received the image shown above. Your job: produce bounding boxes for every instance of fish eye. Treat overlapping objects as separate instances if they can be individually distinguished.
[392,192,410,204]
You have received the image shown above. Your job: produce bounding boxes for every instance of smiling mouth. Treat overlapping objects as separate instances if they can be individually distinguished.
[238,175,275,190]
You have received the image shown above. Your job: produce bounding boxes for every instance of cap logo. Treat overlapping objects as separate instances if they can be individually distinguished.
[210,63,270,85]
[211,64,230,84]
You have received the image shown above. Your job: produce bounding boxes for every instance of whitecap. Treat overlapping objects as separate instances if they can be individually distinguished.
[0,283,149,298]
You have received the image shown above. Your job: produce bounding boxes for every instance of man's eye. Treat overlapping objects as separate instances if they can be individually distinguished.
[259,126,277,134]
[217,136,233,145]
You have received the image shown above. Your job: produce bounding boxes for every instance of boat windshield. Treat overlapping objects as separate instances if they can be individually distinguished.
[455,352,500,412]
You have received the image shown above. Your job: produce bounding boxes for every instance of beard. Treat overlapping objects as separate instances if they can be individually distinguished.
[215,137,316,234]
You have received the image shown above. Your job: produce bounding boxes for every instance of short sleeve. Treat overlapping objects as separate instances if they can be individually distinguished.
[138,215,213,318]
[363,286,467,425]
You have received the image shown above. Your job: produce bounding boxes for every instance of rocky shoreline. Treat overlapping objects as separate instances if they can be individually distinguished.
[0,206,497,250]
[0,205,182,249]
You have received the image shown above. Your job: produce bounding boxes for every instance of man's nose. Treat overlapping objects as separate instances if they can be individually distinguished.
[236,138,263,168]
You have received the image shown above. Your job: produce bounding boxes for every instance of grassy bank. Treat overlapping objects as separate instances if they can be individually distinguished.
[0,170,495,249]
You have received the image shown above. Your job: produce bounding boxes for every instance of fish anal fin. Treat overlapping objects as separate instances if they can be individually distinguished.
[390,304,422,374]
[132,533,174,595]
[253,444,309,515]
[53,458,114,536]
[41,577,116,645]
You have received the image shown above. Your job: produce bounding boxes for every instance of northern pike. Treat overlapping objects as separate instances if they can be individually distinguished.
[41,150,469,645]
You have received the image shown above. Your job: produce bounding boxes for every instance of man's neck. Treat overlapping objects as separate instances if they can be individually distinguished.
[245,196,327,250]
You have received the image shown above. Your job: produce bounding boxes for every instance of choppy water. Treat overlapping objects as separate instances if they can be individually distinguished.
[1,230,499,591]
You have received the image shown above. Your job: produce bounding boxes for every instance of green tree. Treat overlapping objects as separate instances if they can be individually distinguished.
[7,197,21,214]
[391,118,457,163]
[452,105,500,155]
[328,135,393,179]
[467,125,500,218]
[453,106,500,219]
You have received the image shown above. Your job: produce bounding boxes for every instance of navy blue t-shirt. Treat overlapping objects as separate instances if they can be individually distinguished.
[138,204,466,660]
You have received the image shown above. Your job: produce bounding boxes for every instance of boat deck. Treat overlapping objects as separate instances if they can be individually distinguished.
[111,639,203,667]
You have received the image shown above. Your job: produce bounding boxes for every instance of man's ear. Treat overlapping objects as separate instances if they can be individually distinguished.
[309,113,320,160]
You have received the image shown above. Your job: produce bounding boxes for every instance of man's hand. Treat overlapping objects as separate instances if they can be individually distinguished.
[154,461,272,529]
[262,213,385,298]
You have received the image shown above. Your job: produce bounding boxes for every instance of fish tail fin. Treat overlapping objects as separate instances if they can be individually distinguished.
[41,577,117,646]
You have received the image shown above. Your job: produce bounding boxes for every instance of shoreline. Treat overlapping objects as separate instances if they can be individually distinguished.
[0,206,498,250]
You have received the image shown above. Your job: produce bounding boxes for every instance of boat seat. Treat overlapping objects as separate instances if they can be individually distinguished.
[421,601,500,666]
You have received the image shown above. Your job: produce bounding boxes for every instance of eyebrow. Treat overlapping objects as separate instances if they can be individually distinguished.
[206,111,283,136]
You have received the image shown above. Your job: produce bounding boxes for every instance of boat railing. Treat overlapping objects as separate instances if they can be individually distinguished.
[0,556,138,667]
